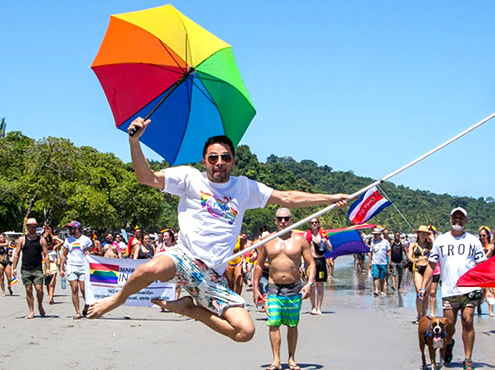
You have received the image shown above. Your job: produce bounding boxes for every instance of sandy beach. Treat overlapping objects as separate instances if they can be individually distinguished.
[1,256,493,370]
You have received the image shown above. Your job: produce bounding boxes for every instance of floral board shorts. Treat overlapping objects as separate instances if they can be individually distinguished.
[161,246,245,316]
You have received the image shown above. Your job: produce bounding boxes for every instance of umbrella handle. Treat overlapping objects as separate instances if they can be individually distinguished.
[129,68,195,137]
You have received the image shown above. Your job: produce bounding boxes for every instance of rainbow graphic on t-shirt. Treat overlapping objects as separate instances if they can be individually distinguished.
[71,242,82,250]
[89,262,119,284]
[200,191,238,224]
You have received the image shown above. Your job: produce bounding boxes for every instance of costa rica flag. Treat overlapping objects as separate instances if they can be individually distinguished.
[347,186,391,225]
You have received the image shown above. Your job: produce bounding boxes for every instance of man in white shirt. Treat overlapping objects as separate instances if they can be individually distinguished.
[87,117,349,343]
[369,228,391,296]
[420,207,486,370]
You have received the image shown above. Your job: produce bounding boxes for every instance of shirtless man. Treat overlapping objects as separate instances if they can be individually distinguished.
[102,234,122,259]
[253,208,315,370]
[87,117,348,343]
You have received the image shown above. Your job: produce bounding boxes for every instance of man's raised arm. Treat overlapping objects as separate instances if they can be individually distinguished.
[128,117,165,190]
[268,190,349,208]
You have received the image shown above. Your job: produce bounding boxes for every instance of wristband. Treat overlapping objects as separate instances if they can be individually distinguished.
[308,282,315,287]
[419,288,426,292]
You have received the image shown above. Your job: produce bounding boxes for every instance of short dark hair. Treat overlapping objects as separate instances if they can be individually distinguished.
[202,135,235,158]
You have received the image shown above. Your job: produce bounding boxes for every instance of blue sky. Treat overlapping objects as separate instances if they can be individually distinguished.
[1,1,494,200]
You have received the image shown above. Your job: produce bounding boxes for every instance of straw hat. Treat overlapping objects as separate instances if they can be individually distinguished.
[26,218,38,226]
[371,228,382,234]
[415,225,430,233]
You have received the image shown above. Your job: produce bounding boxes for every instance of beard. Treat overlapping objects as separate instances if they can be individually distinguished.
[451,224,465,232]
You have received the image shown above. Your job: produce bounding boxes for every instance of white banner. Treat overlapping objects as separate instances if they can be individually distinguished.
[84,255,176,306]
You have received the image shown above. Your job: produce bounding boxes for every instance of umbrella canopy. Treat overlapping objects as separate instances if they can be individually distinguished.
[456,257,495,288]
[91,5,256,165]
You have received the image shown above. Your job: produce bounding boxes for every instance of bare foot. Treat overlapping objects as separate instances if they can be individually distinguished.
[25,313,34,319]
[310,308,318,315]
[86,296,120,319]
[39,305,46,316]
[151,296,195,316]
[73,313,82,320]
[49,299,54,305]
[381,292,386,297]
[2,292,5,297]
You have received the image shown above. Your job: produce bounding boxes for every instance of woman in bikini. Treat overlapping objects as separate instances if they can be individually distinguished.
[0,234,13,296]
[407,225,433,323]
[133,234,154,260]
[43,225,63,304]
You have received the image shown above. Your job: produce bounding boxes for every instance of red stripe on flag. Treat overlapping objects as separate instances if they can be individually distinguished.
[89,262,119,272]
[354,191,381,224]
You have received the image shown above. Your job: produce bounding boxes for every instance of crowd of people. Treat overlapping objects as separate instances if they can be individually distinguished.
[1,121,493,370]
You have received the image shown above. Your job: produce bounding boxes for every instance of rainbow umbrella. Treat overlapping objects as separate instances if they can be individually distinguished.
[91,5,256,165]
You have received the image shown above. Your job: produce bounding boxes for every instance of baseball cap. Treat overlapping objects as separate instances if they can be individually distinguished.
[66,220,82,229]
[450,207,467,217]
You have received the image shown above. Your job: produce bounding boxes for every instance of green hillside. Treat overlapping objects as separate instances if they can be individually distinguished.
[1,132,493,237]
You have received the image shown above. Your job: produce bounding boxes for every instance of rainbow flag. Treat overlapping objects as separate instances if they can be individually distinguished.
[325,230,370,259]
[89,262,119,284]
[9,276,18,287]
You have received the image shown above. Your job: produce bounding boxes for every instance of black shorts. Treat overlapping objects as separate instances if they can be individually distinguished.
[314,257,328,282]
[432,274,440,283]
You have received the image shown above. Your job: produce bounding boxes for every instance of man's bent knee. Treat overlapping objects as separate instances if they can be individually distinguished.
[223,306,255,342]
[234,323,255,342]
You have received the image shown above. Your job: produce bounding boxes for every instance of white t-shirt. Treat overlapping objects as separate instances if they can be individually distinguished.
[429,231,486,298]
[371,239,390,265]
[163,166,273,274]
[63,235,93,267]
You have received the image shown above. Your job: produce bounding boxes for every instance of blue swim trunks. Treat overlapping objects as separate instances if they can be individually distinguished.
[372,264,387,279]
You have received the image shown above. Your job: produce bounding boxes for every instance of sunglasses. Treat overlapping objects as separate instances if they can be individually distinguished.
[310,221,319,225]
[207,154,232,165]
[276,216,291,222]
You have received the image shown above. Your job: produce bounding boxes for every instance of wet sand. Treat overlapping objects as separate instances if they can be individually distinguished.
[1,257,494,369]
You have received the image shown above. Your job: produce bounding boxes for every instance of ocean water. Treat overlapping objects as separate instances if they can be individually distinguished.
[327,255,441,313]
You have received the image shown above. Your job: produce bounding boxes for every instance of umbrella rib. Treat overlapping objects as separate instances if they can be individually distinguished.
[158,40,187,74]
[191,78,217,106]
[150,64,187,75]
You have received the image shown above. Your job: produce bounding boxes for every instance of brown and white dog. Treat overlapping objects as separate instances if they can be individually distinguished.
[418,315,448,370]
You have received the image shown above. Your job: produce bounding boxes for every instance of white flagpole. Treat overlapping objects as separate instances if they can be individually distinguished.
[377,185,415,232]
[216,112,495,268]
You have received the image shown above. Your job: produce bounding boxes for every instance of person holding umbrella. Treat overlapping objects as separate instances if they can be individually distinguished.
[87,117,349,343]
